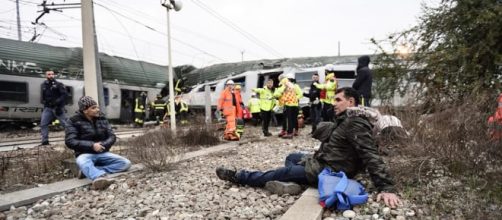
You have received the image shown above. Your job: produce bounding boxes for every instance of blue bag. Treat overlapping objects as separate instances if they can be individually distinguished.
[318,168,369,210]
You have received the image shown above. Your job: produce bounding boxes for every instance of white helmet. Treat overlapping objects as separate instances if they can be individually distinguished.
[324,64,335,72]
[226,80,235,85]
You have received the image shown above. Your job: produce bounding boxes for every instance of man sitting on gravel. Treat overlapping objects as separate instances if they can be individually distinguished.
[216,87,402,208]
[65,96,131,190]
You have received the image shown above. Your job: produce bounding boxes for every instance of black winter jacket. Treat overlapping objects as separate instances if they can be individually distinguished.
[352,55,372,99]
[65,112,116,157]
[42,79,67,109]
[305,112,395,192]
[303,80,321,103]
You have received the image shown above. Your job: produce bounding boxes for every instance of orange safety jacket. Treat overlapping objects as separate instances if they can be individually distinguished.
[488,93,502,140]
[218,87,242,117]
[235,90,244,118]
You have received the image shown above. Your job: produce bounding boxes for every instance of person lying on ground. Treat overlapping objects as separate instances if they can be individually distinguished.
[216,87,402,208]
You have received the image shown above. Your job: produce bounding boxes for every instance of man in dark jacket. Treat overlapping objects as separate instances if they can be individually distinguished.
[352,55,373,107]
[216,87,401,208]
[65,96,131,190]
[303,73,322,133]
[40,70,68,145]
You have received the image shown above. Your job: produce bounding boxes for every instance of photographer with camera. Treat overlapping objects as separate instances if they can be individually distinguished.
[40,70,68,146]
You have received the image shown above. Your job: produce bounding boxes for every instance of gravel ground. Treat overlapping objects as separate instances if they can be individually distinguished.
[1,126,319,220]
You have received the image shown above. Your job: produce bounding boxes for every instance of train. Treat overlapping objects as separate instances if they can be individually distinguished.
[0,38,167,126]
[182,63,359,115]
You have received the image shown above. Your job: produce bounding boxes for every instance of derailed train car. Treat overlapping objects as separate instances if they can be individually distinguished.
[0,38,168,125]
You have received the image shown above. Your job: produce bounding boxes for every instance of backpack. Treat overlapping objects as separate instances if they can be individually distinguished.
[318,168,368,210]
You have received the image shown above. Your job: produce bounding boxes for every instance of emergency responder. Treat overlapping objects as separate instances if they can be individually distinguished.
[253,79,275,136]
[315,64,337,122]
[217,80,242,141]
[134,92,147,127]
[40,70,68,146]
[166,95,189,125]
[488,93,502,140]
[151,94,167,125]
[303,73,322,133]
[274,73,303,139]
[247,93,261,126]
[234,84,245,137]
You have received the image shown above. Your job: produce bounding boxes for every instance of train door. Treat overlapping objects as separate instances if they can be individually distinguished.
[120,89,148,123]
[258,71,282,90]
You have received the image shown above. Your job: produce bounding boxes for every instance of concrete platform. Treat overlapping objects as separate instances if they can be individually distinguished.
[280,188,324,220]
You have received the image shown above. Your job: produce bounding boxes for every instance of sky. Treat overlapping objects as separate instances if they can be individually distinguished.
[0,0,435,67]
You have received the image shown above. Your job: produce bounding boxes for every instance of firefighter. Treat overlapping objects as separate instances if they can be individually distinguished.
[134,92,147,127]
[217,80,242,141]
[253,79,275,136]
[151,94,167,125]
[166,95,189,125]
[315,64,338,122]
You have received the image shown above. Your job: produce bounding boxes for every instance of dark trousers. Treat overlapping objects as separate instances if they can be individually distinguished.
[321,103,334,122]
[310,104,322,132]
[261,110,272,134]
[237,153,309,187]
[282,106,299,134]
[251,112,261,126]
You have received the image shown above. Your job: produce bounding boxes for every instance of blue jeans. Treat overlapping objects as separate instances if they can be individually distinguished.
[76,152,131,180]
[40,107,67,143]
[237,153,309,187]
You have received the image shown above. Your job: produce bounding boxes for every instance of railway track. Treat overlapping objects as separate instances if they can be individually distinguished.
[0,130,145,152]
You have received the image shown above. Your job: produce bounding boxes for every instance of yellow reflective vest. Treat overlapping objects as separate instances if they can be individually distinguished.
[252,87,275,111]
[247,97,261,113]
[314,80,337,104]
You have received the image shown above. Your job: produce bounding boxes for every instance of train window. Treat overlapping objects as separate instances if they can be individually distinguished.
[334,70,356,79]
[0,81,28,102]
[104,88,110,106]
[296,71,315,89]
[65,86,74,105]
[233,77,246,91]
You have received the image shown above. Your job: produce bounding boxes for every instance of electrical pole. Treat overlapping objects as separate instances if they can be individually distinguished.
[16,0,21,40]
[81,0,105,109]
[241,50,245,62]
[338,41,341,57]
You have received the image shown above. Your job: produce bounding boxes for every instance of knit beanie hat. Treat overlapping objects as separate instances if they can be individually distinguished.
[78,96,97,111]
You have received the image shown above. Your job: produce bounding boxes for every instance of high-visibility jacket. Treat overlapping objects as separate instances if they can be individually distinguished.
[315,79,337,104]
[151,99,167,111]
[167,100,188,115]
[253,87,275,111]
[218,87,242,117]
[274,80,303,107]
[134,97,146,113]
[235,90,244,118]
[247,97,261,113]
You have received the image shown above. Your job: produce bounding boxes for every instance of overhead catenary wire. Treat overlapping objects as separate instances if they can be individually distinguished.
[190,0,283,59]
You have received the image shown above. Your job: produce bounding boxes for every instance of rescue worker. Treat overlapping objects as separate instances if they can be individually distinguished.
[234,84,245,137]
[217,80,242,141]
[303,73,322,134]
[134,92,147,127]
[166,95,189,125]
[488,93,502,140]
[274,74,303,139]
[253,79,275,136]
[315,64,337,122]
[247,93,261,126]
[151,94,167,125]
[40,70,68,145]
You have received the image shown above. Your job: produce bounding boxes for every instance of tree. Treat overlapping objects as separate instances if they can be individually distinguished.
[372,0,502,108]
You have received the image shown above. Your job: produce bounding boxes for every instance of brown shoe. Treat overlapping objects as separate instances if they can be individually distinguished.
[91,175,115,190]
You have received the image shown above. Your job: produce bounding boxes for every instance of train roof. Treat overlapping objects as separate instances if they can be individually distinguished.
[0,38,168,88]
[183,55,372,86]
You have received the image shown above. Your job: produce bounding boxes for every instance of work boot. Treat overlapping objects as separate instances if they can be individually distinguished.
[91,175,115,190]
[278,130,287,137]
[265,181,303,195]
[40,141,50,146]
[216,167,238,183]
[264,132,272,137]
